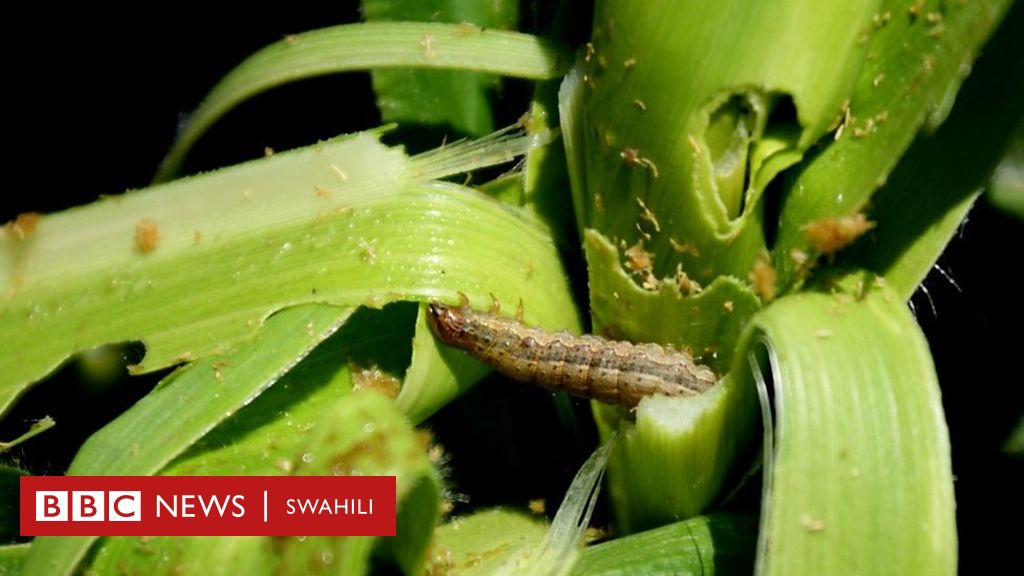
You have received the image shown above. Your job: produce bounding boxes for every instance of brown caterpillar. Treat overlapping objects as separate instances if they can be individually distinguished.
[426,302,717,408]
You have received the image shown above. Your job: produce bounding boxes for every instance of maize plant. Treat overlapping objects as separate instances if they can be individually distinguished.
[1,1,1021,574]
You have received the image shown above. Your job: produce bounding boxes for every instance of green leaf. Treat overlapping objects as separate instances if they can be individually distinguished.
[584,230,761,531]
[20,304,351,576]
[157,22,571,178]
[989,122,1024,219]
[90,537,273,576]
[282,391,440,576]
[0,544,29,576]
[159,307,369,477]
[573,514,758,575]
[0,416,54,453]
[395,303,489,425]
[0,129,581,419]
[84,392,440,576]
[561,0,1012,539]
[737,273,956,575]
[523,80,579,249]
[431,509,550,574]
[989,124,1024,219]
[73,305,350,477]
[428,437,613,575]
[1,130,398,412]
[15,124,581,574]
[563,0,879,286]
[559,1,885,525]
[842,3,1024,297]
[583,231,760,374]
[363,0,518,137]
[530,436,613,575]
[591,377,760,534]
[23,300,490,576]
[772,0,1015,287]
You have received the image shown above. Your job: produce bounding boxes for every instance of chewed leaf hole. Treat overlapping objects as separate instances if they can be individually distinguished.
[697,91,803,226]
[704,94,759,220]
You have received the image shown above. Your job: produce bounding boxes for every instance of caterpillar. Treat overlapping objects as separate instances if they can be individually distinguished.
[426,301,717,408]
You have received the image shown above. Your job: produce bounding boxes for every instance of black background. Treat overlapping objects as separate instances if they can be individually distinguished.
[3,3,1021,572]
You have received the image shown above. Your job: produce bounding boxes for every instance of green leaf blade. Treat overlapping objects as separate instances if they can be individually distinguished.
[158,22,572,177]
[739,274,956,575]
[1,131,581,419]
[20,304,351,576]
[573,514,758,576]
[565,0,879,287]
[363,0,519,137]
[772,0,1015,287]
[584,230,762,531]
[0,544,30,576]
[842,4,1024,297]
[84,392,439,576]
[68,304,351,477]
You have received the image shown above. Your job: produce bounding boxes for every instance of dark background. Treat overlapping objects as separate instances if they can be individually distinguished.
[3,4,1021,572]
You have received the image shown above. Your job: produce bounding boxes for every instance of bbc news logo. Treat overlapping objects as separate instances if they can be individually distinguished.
[36,490,141,522]
[21,476,395,536]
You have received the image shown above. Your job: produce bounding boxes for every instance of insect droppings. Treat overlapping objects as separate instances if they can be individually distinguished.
[350,365,400,399]
[135,218,160,253]
[620,147,660,178]
[803,213,875,254]
[426,302,717,408]
[5,212,41,240]
[749,254,778,302]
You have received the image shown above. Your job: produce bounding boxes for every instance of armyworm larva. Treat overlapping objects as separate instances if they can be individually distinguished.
[426,302,717,408]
